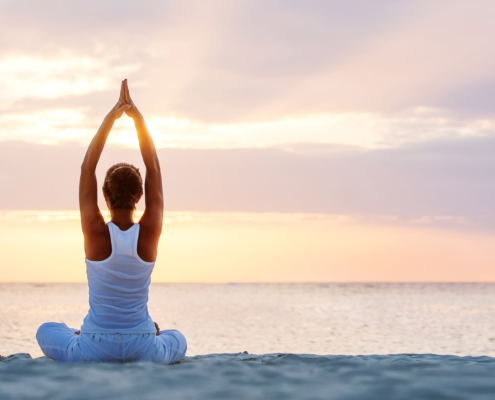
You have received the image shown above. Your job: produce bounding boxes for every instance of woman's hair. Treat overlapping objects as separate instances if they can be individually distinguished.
[103,162,143,210]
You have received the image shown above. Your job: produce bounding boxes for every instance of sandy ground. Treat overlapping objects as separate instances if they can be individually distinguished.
[2,352,495,399]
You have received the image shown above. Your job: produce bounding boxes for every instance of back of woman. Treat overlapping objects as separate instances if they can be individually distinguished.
[35,80,187,364]
[82,222,156,334]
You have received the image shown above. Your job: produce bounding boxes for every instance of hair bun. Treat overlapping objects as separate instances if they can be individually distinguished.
[103,163,143,210]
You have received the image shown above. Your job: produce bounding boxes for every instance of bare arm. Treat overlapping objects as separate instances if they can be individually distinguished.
[123,80,164,238]
[80,82,131,236]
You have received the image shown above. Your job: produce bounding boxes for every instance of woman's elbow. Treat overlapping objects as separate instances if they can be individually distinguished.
[80,159,96,174]
[147,159,161,173]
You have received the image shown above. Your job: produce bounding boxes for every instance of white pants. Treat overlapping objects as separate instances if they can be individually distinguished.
[36,322,187,364]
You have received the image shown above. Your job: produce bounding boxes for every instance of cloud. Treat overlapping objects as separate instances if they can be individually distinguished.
[0,210,389,225]
[2,0,495,230]
[2,107,494,149]
[2,1,495,154]
[0,55,139,106]
[1,0,495,124]
[1,137,495,231]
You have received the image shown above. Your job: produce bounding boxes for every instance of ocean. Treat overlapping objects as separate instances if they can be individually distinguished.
[2,282,495,358]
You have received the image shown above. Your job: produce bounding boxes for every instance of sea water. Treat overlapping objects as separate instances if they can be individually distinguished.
[2,282,495,358]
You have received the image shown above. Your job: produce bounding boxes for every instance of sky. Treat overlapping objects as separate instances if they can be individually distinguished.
[1,0,495,282]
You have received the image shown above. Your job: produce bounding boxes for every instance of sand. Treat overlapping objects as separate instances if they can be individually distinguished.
[2,352,495,399]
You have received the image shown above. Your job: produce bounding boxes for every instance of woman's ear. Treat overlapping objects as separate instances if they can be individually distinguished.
[102,189,109,202]
[136,191,144,204]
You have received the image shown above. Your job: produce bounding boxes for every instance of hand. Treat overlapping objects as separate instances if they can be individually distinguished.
[121,79,142,120]
[108,81,132,119]
[154,321,160,336]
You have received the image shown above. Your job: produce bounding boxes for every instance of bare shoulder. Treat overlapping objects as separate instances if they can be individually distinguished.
[83,218,112,262]
[137,209,163,262]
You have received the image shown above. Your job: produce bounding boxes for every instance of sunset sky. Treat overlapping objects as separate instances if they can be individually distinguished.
[1,0,495,282]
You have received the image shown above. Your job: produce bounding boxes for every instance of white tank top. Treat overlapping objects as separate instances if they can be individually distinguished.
[80,222,157,334]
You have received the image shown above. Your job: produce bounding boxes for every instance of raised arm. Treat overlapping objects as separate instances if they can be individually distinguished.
[122,79,164,237]
[79,82,131,235]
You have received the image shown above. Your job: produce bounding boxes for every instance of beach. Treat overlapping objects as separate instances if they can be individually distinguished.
[3,352,495,399]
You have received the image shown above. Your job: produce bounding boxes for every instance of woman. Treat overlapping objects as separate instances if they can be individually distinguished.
[36,80,187,364]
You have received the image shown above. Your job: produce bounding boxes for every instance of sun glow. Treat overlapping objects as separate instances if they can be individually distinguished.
[105,111,495,149]
[3,108,494,150]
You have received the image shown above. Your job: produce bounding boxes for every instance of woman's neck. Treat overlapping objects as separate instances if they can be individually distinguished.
[109,209,135,231]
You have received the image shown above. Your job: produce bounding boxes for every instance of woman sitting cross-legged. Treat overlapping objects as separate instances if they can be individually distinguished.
[36,79,187,364]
